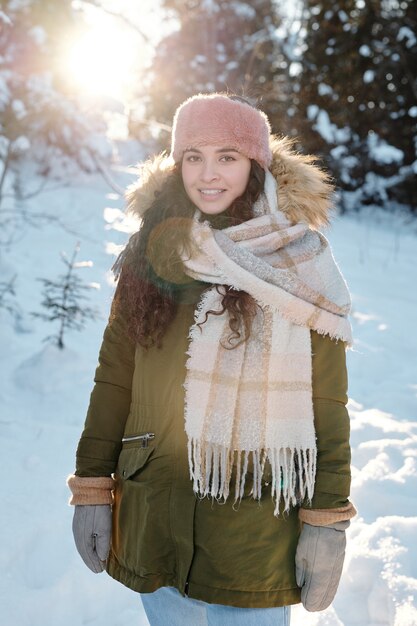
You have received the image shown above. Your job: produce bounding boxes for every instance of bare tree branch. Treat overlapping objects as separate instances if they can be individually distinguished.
[0,140,12,207]
[0,205,98,247]
[76,0,152,44]
[89,153,124,195]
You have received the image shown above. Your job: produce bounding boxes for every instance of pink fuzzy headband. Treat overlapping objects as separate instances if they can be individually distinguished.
[170,94,272,170]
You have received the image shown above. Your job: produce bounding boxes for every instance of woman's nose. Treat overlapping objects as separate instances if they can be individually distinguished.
[200,160,219,182]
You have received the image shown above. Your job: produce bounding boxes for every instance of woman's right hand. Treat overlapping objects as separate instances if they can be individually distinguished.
[72,504,112,573]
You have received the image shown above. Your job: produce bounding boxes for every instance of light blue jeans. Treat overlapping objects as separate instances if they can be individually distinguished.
[141,586,291,626]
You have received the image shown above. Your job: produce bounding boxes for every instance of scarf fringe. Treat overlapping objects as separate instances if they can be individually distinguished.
[188,439,317,516]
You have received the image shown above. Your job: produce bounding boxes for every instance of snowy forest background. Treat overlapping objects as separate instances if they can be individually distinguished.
[1,1,416,625]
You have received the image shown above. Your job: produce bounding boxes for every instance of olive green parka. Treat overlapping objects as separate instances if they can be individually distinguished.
[74,139,353,608]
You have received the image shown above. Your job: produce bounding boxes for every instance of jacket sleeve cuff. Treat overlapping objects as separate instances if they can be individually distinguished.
[298,502,357,526]
[66,475,115,506]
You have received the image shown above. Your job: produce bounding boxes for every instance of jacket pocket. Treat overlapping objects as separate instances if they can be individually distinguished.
[117,445,154,480]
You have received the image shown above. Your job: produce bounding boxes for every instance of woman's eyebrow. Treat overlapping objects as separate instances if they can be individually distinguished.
[183,147,239,154]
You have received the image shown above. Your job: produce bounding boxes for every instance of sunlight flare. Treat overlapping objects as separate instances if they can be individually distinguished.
[62,18,140,100]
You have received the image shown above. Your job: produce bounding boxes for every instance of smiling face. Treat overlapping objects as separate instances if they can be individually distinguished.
[181,145,251,216]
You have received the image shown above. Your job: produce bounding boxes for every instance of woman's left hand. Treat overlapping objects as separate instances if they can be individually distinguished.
[295,520,349,611]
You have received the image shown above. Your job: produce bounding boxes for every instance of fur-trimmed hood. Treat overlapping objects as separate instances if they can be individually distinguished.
[125,136,334,229]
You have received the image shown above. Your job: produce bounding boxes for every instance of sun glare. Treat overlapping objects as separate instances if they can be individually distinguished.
[63,18,140,100]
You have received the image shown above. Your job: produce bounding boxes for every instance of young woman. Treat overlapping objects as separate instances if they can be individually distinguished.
[67,93,356,626]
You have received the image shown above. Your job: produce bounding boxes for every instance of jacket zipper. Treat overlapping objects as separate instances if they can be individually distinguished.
[121,432,155,448]
[184,579,189,597]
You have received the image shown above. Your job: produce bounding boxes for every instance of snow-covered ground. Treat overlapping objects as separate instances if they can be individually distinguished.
[1,159,416,626]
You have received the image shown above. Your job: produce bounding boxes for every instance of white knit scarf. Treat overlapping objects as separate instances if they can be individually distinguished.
[181,172,352,515]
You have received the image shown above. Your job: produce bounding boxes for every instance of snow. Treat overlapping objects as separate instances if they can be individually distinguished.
[11,135,31,153]
[371,144,404,165]
[7,0,32,11]
[359,44,372,57]
[363,70,375,84]
[28,26,47,46]
[11,99,26,119]
[1,157,417,625]
[397,26,416,49]
[231,2,256,19]
[200,0,220,14]
[289,61,303,77]
[308,107,350,144]
[0,10,12,25]
[331,146,348,159]
[0,74,10,107]
[226,60,239,70]
[318,83,333,96]
[368,133,404,165]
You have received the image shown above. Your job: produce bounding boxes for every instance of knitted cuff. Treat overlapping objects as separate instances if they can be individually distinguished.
[66,475,115,506]
[299,502,357,526]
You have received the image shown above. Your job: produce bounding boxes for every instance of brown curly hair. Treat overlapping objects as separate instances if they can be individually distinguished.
[112,158,265,349]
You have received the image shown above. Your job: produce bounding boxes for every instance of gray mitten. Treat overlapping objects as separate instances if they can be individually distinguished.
[72,504,112,573]
[295,520,349,612]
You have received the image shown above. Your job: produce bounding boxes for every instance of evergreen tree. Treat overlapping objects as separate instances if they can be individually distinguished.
[32,243,99,350]
[143,0,284,142]
[297,0,416,212]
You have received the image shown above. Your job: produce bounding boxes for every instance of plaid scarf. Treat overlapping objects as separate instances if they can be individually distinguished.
[181,173,352,515]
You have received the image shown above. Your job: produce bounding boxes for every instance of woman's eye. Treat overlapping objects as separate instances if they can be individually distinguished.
[185,155,200,162]
[220,155,236,162]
